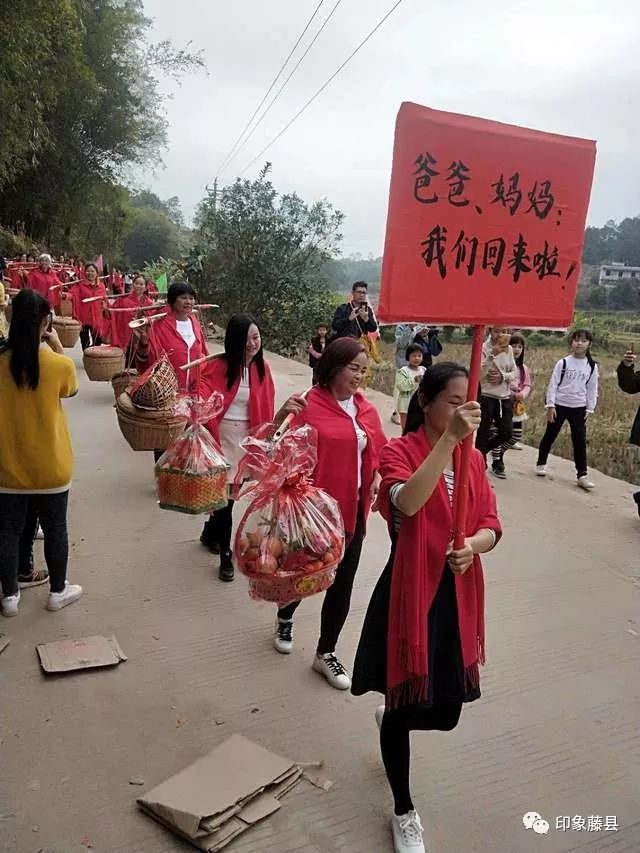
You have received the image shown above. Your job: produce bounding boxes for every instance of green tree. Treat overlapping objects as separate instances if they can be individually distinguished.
[123,209,181,268]
[193,169,344,355]
[0,0,204,249]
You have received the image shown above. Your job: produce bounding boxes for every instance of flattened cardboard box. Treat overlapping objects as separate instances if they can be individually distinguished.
[138,734,311,851]
[36,635,127,673]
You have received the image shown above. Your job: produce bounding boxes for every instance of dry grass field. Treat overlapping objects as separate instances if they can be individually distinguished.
[368,337,640,485]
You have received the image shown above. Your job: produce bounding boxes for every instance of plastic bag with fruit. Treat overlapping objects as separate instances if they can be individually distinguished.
[233,423,345,603]
[155,393,230,514]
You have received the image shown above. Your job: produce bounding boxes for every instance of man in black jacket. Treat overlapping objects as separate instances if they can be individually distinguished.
[331,281,378,340]
[617,346,640,516]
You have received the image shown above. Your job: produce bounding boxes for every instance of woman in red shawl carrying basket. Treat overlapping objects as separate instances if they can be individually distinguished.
[199,314,276,582]
[351,362,502,853]
[108,273,155,352]
[273,338,387,691]
[72,263,108,349]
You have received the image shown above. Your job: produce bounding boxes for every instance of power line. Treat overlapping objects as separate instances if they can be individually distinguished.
[239,0,407,177]
[219,0,344,176]
[213,0,327,181]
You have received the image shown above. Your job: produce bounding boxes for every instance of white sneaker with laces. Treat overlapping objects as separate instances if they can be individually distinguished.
[512,441,523,450]
[312,653,351,690]
[391,810,425,853]
[1,590,20,618]
[577,476,595,491]
[273,619,294,654]
[535,464,547,477]
[375,704,385,730]
[46,582,83,611]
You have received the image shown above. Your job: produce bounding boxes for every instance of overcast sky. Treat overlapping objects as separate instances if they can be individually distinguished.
[142,0,639,256]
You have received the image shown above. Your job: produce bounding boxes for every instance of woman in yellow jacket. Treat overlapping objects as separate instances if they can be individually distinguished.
[0,289,83,617]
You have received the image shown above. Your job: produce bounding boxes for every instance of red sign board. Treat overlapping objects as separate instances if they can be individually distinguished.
[378,103,596,328]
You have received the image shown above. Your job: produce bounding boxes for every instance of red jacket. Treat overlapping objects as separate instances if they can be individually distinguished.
[135,311,208,393]
[292,386,387,536]
[200,356,276,440]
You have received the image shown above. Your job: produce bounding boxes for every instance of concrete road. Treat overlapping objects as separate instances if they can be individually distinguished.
[1,347,639,853]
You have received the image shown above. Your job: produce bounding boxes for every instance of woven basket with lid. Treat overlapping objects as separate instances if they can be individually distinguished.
[83,345,125,381]
[115,391,185,451]
[52,317,81,349]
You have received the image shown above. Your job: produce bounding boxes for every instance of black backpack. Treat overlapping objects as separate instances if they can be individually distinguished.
[558,357,596,386]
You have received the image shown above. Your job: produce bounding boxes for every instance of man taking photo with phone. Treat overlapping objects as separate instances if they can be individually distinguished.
[331,281,379,340]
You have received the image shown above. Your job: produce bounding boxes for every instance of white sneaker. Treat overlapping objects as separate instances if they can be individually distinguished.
[273,619,294,654]
[375,704,385,730]
[391,411,401,426]
[312,653,351,690]
[35,525,44,540]
[535,464,547,477]
[577,476,595,491]
[391,810,425,852]
[1,590,20,617]
[512,442,523,450]
[46,582,83,611]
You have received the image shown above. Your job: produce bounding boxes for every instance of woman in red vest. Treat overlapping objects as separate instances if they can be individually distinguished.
[199,314,276,582]
[72,263,108,349]
[133,281,207,393]
[272,337,387,691]
[108,273,154,352]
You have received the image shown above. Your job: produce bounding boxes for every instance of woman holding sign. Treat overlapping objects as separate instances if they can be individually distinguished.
[351,363,502,853]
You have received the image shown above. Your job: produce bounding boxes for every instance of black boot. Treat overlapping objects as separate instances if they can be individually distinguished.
[219,550,234,583]
[200,518,220,554]
[633,491,640,519]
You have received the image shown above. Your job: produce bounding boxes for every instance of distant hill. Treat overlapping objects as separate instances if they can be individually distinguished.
[321,256,382,295]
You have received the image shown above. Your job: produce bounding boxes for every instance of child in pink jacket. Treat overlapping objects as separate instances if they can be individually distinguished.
[491,334,532,477]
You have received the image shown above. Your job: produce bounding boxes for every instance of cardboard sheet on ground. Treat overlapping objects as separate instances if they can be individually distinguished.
[36,635,127,673]
[137,734,329,851]
[378,102,596,328]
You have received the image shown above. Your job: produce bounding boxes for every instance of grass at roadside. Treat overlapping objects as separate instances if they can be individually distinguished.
[368,340,640,485]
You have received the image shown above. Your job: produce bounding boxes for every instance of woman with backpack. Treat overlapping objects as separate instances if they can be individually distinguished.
[536,329,599,490]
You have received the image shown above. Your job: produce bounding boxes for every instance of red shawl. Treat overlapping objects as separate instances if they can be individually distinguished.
[378,428,501,710]
[108,292,154,349]
[138,311,208,393]
[199,356,276,440]
[27,268,63,308]
[72,280,109,334]
[293,387,387,537]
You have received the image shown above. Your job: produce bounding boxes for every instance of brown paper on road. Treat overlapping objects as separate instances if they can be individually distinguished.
[137,734,327,851]
[36,635,127,673]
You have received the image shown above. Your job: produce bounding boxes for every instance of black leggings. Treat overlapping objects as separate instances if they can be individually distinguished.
[380,700,463,815]
[537,405,588,477]
[475,396,513,458]
[80,325,103,350]
[277,518,365,655]
[209,500,235,554]
[0,492,69,596]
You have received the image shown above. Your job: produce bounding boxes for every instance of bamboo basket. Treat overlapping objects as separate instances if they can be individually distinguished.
[53,317,81,348]
[83,345,125,381]
[116,392,185,451]
[111,369,139,400]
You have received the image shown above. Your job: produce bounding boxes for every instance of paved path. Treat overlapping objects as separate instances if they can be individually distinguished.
[1,347,639,853]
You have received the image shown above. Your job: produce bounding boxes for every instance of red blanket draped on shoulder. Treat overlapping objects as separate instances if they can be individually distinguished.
[27,268,63,309]
[108,293,154,349]
[292,386,387,537]
[72,280,109,337]
[200,356,275,439]
[140,311,208,393]
[378,429,501,710]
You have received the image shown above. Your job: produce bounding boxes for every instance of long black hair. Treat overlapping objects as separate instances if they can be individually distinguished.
[1,289,51,389]
[404,361,469,435]
[510,333,526,385]
[570,328,596,371]
[223,313,265,389]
